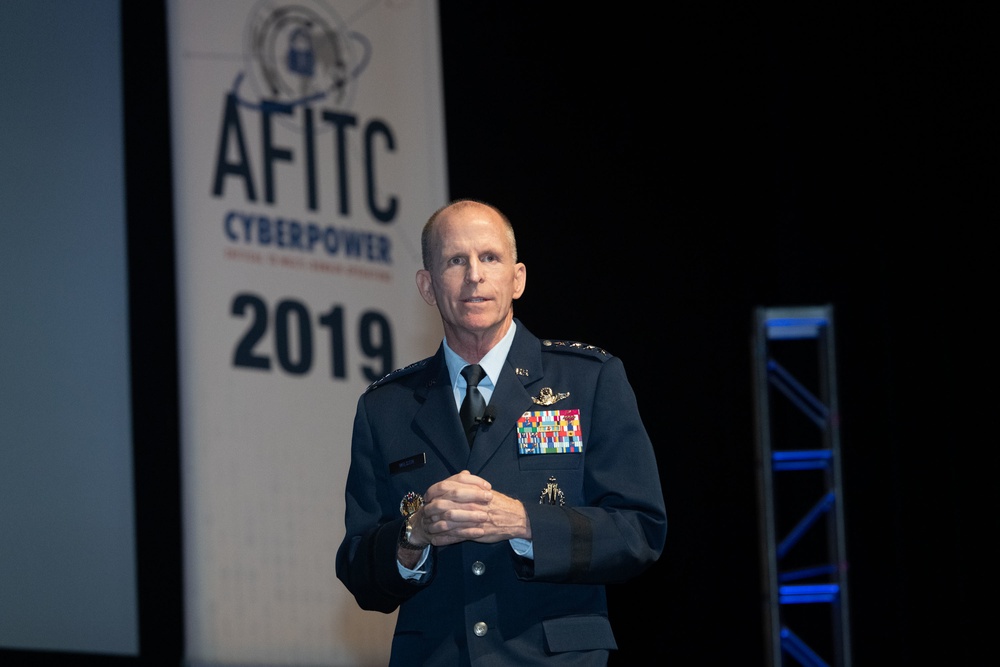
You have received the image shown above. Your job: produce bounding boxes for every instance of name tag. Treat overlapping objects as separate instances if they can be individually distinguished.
[517,409,583,454]
[389,452,426,475]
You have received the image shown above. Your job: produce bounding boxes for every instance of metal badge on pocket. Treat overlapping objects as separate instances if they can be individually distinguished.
[539,476,566,506]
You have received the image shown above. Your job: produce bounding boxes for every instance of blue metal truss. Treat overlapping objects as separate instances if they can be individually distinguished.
[753,305,852,667]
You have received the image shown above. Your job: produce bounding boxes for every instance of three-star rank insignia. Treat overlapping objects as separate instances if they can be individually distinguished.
[538,476,566,506]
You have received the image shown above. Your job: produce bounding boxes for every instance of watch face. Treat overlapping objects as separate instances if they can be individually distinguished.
[399,491,424,516]
[399,518,424,550]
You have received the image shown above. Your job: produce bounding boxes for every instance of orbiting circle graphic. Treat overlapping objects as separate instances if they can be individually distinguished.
[235,0,371,112]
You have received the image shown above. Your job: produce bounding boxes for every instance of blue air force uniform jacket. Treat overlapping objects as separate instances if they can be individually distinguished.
[336,320,667,666]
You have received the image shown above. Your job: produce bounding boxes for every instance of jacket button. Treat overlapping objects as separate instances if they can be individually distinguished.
[472,560,486,576]
[473,621,488,637]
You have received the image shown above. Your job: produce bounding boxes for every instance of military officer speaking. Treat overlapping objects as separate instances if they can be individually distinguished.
[336,198,667,666]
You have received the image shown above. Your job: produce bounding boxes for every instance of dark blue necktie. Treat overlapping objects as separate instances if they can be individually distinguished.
[460,364,486,446]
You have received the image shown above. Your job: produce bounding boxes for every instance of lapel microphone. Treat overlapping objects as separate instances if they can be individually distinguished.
[476,405,497,425]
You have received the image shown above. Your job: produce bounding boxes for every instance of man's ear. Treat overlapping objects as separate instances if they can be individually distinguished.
[512,263,527,300]
[415,269,436,306]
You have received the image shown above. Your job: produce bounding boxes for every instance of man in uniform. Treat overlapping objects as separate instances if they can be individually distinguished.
[336,199,666,665]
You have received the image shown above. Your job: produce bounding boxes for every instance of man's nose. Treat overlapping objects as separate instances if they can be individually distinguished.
[465,259,483,282]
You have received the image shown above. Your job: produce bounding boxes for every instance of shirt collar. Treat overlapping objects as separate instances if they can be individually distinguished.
[443,320,517,391]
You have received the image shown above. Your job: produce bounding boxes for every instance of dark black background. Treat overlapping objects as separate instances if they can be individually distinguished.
[438,3,991,666]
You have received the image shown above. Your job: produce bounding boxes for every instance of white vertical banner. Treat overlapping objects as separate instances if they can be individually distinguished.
[166,2,446,665]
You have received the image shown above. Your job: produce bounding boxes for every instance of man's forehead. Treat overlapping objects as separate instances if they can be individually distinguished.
[436,234,507,256]
[435,216,504,249]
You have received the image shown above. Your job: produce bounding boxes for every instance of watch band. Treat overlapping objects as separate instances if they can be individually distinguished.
[398,516,425,551]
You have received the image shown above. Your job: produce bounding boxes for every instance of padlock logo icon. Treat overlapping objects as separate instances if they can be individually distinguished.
[287,27,314,77]
[241,1,371,108]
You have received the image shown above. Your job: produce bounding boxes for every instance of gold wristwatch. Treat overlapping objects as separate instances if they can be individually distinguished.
[398,491,425,550]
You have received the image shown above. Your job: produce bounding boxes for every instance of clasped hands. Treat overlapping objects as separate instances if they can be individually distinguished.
[406,470,531,548]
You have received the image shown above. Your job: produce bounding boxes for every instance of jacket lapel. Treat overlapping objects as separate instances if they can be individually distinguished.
[411,348,472,471]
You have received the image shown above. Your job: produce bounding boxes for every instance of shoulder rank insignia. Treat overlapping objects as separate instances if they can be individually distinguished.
[541,339,610,357]
[539,476,566,506]
[364,358,429,393]
[531,387,570,406]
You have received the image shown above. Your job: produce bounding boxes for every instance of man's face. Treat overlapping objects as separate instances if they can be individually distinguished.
[416,204,526,340]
